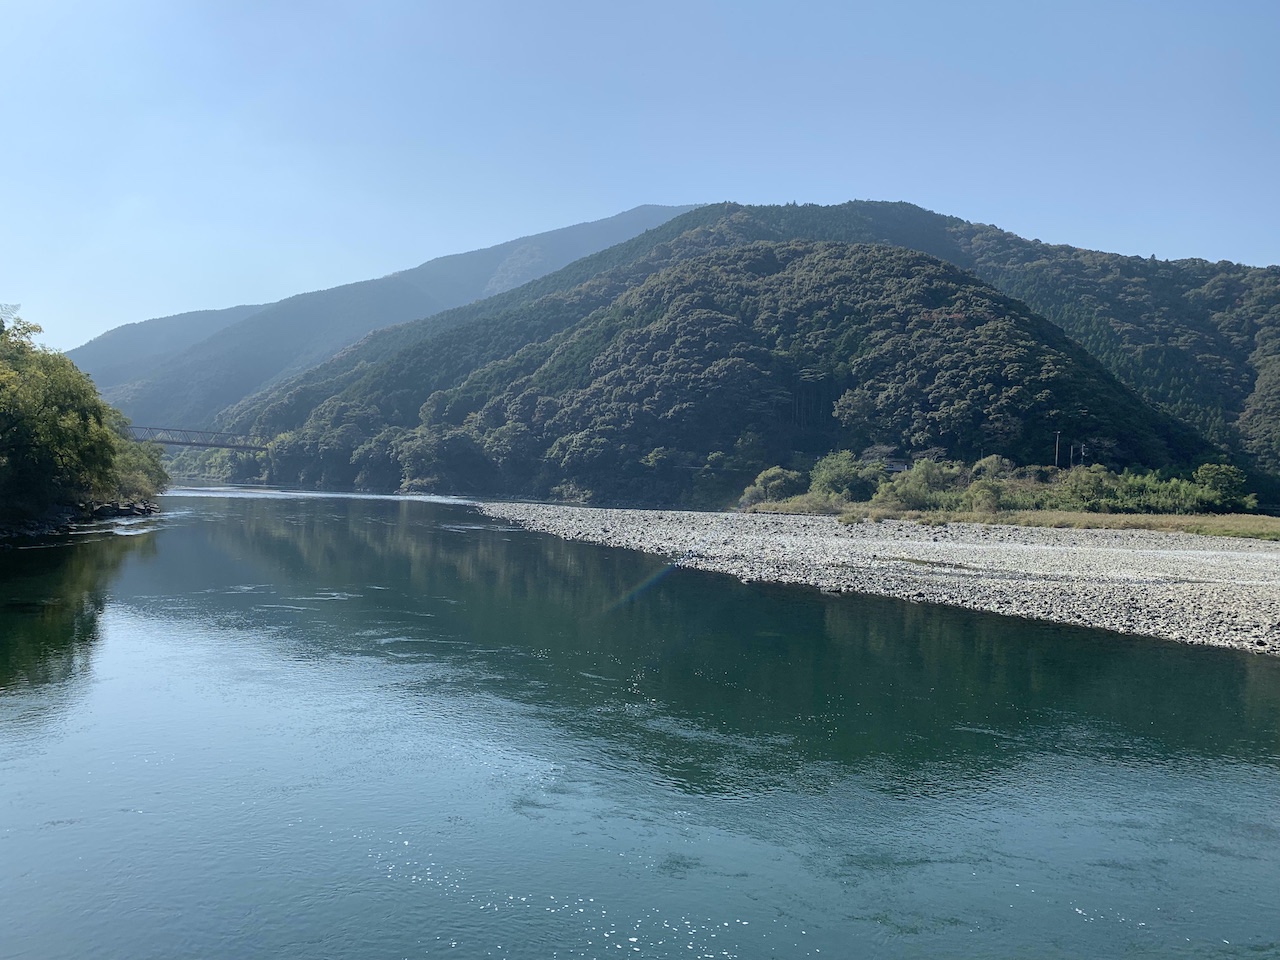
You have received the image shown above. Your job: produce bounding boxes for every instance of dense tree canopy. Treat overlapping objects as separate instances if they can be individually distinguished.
[0,318,167,522]
[244,242,1209,506]
[214,201,1280,500]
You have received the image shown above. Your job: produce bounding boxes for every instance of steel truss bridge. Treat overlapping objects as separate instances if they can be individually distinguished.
[129,426,268,452]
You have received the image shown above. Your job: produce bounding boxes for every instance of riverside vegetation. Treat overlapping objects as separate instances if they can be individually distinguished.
[0,314,168,533]
[740,452,1280,539]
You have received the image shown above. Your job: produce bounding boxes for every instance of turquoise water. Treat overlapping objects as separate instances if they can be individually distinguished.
[2,490,1279,958]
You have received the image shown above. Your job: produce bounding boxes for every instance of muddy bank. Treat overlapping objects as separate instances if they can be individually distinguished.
[479,502,1280,655]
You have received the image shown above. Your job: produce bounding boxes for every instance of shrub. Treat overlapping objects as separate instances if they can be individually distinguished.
[962,478,1003,513]
[871,459,966,511]
[971,455,1015,480]
[1056,464,1118,511]
[739,466,807,507]
[1193,463,1257,511]
[808,451,886,501]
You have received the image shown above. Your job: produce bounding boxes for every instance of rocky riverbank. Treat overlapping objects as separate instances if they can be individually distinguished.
[478,502,1280,656]
[0,500,159,543]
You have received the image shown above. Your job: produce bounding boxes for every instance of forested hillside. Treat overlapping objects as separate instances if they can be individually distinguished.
[239,241,1206,506]
[75,204,696,428]
[225,201,1280,483]
[944,229,1280,466]
[670,204,1280,468]
[216,201,986,437]
[105,275,446,428]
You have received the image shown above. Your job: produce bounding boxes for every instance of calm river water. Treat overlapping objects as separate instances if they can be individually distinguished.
[2,489,1279,959]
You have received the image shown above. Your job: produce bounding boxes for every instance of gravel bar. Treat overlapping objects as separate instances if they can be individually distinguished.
[478,502,1280,656]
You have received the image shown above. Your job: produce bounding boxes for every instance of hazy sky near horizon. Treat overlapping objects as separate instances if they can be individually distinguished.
[3,0,1277,350]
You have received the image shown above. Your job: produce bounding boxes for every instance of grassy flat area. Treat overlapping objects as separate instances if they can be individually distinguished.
[835,507,1280,540]
[744,497,1280,540]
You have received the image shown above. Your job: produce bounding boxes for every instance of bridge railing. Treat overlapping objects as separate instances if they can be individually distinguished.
[129,426,268,452]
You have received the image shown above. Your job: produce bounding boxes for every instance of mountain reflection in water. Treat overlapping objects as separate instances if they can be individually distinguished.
[2,490,1278,959]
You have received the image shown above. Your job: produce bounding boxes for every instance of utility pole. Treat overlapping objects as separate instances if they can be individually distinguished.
[1054,430,1061,469]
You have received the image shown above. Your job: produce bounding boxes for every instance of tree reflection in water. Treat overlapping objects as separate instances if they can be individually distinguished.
[162,493,1280,796]
[0,532,154,689]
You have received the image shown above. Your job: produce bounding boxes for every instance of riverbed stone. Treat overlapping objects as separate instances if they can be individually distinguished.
[478,503,1280,656]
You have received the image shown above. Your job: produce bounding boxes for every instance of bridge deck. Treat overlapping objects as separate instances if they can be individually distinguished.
[129,426,268,452]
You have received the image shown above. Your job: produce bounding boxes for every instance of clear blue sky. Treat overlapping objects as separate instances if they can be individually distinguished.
[3,0,1277,350]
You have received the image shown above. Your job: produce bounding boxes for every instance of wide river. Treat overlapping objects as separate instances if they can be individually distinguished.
[3,489,1279,959]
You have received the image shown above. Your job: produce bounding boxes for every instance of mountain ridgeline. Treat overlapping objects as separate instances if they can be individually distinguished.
[68,204,698,429]
[65,303,266,394]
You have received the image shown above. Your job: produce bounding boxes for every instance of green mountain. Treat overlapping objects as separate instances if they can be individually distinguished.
[244,236,1207,506]
[70,204,698,428]
[226,201,1279,488]
[217,202,972,436]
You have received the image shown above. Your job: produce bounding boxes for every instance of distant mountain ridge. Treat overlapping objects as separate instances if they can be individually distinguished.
[228,201,1280,481]
[67,303,264,393]
[68,204,699,427]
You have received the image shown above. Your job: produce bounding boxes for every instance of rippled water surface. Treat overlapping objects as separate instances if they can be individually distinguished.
[3,490,1279,959]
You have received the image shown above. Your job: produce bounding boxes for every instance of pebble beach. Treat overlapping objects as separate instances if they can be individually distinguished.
[479,502,1280,656]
